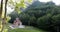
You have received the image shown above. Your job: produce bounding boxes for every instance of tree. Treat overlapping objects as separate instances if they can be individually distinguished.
[52,14,60,32]
[0,0,32,32]
[0,0,3,32]
[0,0,3,18]
[0,0,8,32]
[9,1,60,32]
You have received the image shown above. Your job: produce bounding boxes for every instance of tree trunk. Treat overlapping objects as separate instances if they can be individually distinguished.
[4,0,8,19]
[0,0,3,18]
[1,0,8,32]
[0,0,3,32]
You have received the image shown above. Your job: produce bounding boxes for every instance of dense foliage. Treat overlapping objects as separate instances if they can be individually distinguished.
[9,1,60,32]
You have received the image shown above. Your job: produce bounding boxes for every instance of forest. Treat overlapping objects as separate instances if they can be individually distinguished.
[9,0,60,32]
[0,0,60,32]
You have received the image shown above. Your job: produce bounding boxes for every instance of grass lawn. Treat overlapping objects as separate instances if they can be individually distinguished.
[0,23,47,32]
[8,26,47,32]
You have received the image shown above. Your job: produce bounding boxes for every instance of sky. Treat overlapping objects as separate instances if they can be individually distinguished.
[0,0,60,14]
[39,0,60,5]
[0,0,60,5]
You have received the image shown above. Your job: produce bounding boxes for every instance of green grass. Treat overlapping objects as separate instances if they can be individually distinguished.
[0,23,47,32]
[8,26,47,32]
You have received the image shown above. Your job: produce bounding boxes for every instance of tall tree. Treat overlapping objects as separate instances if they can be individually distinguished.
[0,0,8,32]
[0,0,3,32]
[0,0,3,18]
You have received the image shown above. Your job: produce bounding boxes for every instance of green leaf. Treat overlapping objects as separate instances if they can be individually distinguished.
[28,0,32,3]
